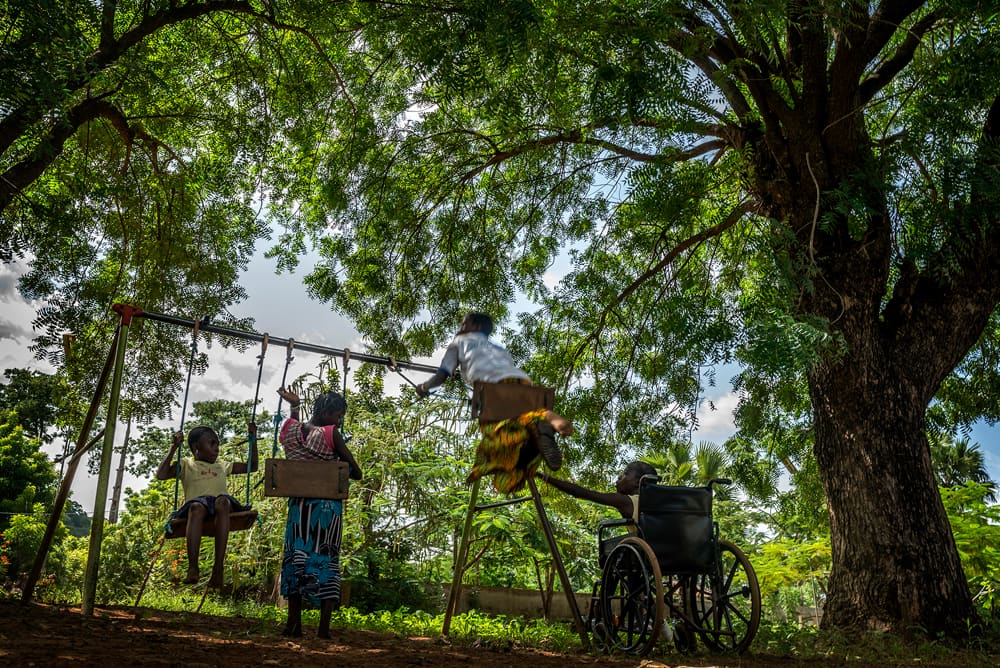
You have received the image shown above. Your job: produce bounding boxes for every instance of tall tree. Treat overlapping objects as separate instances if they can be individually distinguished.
[0,368,66,443]
[265,1,999,637]
[0,411,58,531]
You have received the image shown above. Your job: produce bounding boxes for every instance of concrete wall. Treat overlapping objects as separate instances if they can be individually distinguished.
[447,584,593,621]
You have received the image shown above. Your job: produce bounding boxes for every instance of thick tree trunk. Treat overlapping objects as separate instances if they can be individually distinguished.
[755,79,995,636]
[810,352,975,636]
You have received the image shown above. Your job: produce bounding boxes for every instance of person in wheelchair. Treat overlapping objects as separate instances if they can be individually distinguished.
[417,312,575,493]
[537,460,657,522]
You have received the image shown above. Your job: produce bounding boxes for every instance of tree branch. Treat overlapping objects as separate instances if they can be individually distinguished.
[569,200,754,367]
[458,123,731,185]
[858,8,941,105]
[884,96,1000,392]
[0,98,179,215]
[863,0,930,65]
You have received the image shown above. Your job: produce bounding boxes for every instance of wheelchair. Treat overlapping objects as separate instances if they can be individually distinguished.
[584,477,761,656]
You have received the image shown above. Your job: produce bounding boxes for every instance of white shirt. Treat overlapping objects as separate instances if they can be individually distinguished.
[438,332,531,385]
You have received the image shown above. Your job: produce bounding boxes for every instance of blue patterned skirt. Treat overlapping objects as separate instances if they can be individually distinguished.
[280,498,343,605]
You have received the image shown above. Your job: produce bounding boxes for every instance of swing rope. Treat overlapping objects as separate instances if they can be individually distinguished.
[343,348,352,396]
[388,356,421,390]
[246,334,268,506]
[166,318,202,533]
[270,338,295,458]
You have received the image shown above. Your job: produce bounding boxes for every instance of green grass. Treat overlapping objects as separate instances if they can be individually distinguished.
[747,621,1000,667]
[120,589,1000,665]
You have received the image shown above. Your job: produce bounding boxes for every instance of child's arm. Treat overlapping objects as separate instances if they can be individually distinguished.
[417,339,459,397]
[155,431,184,480]
[537,472,634,519]
[332,428,363,480]
[232,421,259,474]
[416,370,448,397]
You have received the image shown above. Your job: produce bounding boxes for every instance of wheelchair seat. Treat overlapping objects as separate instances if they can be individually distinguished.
[636,482,715,574]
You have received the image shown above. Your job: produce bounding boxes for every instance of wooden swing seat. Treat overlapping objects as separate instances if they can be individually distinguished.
[165,509,258,538]
[263,458,351,499]
[470,381,555,422]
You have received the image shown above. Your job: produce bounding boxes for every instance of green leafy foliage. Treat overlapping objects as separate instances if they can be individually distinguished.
[940,483,1000,621]
[5,0,1000,638]
[0,411,57,532]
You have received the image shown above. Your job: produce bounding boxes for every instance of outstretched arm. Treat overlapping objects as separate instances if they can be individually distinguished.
[333,429,363,480]
[537,472,634,519]
[155,431,184,480]
[416,370,449,397]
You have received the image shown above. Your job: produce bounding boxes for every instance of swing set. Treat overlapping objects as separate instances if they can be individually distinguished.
[22,303,585,645]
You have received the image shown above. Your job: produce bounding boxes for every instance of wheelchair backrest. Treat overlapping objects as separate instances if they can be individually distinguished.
[637,483,715,573]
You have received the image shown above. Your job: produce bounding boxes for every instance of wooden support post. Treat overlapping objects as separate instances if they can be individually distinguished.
[21,321,122,605]
[527,476,589,645]
[441,477,589,647]
[442,478,480,637]
[82,304,140,615]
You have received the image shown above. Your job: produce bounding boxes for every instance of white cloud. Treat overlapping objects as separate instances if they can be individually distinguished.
[692,390,739,443]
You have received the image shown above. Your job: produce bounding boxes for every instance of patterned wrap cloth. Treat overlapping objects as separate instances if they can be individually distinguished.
[467,379,548,493]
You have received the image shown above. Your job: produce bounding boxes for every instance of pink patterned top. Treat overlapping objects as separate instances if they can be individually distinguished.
[279,419,339,461]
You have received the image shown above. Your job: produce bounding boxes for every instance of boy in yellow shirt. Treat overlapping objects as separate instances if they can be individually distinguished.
[156,424,258,587]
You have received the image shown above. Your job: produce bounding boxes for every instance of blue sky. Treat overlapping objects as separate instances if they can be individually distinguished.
[2,253,999,514]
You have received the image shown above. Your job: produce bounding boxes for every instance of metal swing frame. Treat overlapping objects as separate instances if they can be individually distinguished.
[64,303,439,615]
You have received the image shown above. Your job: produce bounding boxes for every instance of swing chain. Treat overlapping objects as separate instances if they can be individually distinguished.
[388,356,421,390]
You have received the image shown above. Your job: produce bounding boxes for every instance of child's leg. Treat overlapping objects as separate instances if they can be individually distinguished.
[318,598,338,639]
[208,495,232,588]
[544,410,575,436]
[184,503,207,583]
[283,594,303,636]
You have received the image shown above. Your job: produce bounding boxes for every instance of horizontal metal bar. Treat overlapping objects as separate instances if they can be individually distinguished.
[475,496,531,511]
[126,305,440,375]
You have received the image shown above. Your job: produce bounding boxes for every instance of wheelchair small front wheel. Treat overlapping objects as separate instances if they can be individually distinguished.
[686,539,761,653]
[598,536,664,657]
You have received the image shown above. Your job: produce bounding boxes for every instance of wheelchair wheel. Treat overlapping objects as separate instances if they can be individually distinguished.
[598,536,664,656]
[686,539,760,654]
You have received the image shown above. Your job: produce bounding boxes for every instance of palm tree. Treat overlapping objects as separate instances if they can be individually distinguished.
[929,434,997,502]
[647,440,732,499]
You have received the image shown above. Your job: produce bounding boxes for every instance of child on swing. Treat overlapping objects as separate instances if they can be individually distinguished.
[416,311,575,493]
[155,422,259,588]
[276,387,362,640]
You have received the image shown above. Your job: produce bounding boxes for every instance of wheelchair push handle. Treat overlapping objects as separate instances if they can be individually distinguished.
[640,475,731,490]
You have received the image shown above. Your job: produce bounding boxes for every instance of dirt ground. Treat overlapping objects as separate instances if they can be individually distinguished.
[0,600,989,668]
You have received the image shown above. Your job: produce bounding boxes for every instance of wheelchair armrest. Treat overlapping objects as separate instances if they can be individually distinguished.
[598,518,635,542]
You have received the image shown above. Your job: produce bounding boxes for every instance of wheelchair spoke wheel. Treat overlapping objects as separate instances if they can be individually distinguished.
[686,539,761,654]
[599,536,664,656]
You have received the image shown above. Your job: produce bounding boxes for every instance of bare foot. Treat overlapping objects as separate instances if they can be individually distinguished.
[183,569,200,585]
[207,573,224,589]
[317,629,331,640]
[545,411,575,436]
[281,624,302,638]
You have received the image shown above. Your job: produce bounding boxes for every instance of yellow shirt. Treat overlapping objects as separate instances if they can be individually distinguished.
[179,456,233,499]
[628,493,640,534]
